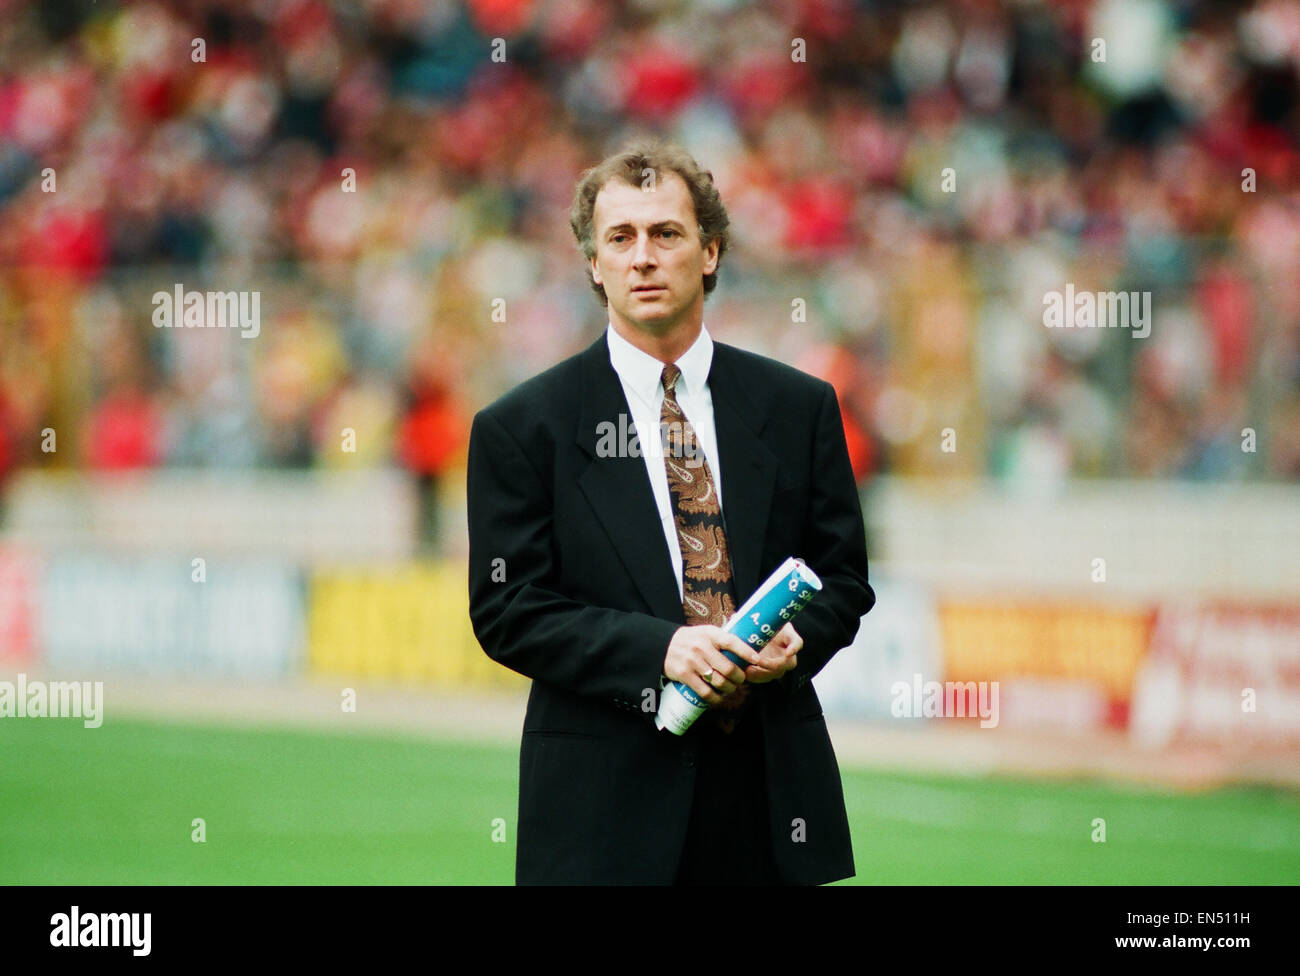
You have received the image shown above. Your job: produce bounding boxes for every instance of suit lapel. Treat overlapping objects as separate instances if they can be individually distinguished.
[574,334,779,621]
[575,336,685,623]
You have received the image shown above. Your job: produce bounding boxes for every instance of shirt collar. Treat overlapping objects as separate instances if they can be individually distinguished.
[606,322,714,406]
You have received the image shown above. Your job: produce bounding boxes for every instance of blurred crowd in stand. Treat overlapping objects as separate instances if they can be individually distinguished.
[0,0,1297,534]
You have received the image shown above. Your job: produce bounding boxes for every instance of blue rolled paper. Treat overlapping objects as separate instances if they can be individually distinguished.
[654,557,823,735]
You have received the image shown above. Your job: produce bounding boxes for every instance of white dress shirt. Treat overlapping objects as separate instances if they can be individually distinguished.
[606,322,724,602]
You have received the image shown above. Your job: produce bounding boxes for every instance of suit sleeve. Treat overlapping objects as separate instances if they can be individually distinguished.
[779,381,875,695]
[466,409,678,706]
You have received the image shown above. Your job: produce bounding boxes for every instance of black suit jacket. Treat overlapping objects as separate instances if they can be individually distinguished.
[467,331,875,884]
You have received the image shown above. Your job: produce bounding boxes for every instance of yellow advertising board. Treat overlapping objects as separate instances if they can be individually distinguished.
[938,602,1151,701]
[308,561,525,688]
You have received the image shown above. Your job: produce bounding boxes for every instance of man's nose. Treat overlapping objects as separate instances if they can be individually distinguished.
[632,232,656,268]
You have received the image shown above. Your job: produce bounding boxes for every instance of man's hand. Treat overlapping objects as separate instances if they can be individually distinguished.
[743,623,802,684]
[664,625,760,704]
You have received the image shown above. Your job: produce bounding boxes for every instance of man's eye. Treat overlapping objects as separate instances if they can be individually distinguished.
[659,230,678,238]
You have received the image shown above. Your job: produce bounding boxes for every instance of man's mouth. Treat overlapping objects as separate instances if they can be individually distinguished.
[633,285,665,294]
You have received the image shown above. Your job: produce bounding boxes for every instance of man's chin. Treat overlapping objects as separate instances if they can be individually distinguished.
[619,308,677,333]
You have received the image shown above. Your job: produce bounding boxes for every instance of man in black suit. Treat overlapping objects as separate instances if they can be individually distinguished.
[467,141,875,884]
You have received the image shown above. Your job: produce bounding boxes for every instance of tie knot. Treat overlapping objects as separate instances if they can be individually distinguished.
[660,363,681,395]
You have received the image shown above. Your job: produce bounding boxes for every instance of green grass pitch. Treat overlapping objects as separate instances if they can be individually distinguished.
[2,717,1297,884]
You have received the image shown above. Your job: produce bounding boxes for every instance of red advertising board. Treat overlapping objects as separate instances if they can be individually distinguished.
[1131,603,1300,747]
[0,546,37,665]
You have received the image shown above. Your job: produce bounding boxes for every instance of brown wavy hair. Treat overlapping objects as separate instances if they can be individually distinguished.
[569,140,730,307]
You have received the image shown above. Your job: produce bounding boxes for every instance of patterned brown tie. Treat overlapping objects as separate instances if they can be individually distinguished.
[659,363,749,733]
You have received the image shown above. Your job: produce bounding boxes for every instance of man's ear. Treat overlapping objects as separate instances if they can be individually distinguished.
[702,236,719,276]
[590,256,602,286]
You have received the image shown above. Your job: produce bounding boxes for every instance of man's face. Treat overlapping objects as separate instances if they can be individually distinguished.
[588,172,719,338]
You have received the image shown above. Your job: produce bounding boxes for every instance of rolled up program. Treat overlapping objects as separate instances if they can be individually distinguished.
[654,556,823,735]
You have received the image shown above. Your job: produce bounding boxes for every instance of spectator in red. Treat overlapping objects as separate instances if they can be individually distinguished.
[84,378,163,470]
[398,347,467,553]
